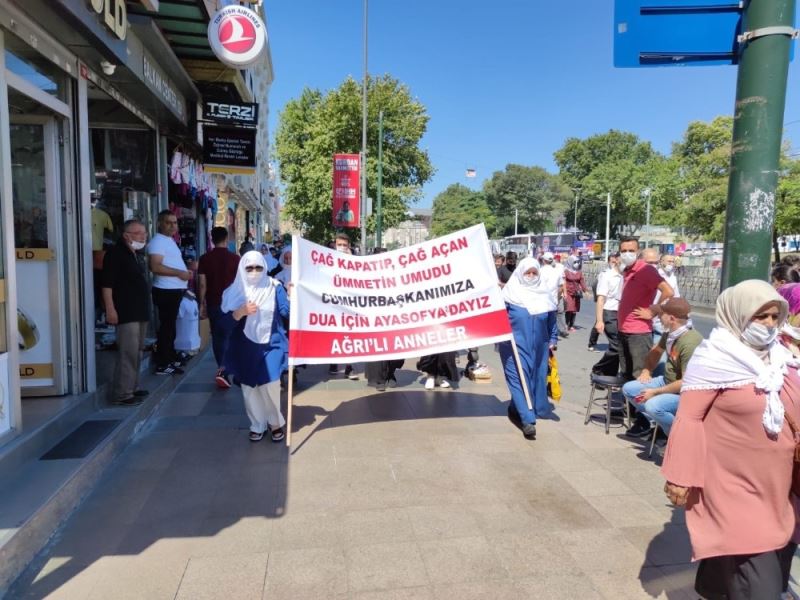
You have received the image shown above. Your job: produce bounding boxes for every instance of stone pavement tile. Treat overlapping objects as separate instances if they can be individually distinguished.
[523,493,614,532]
[658,563,699,597]
[562,428,642,450]
[513,574,604,600]
[553,529,646,575]
[406,504,482,541]
[509,471,589,500]
[88,554,189,600]
[158,393,210,418]
[538,448,601,472]
[432,579,521,600]
[345,541,430,592]
[114,513,209,559]
[19,558,100,600]
[353,586,435,600]
[192,516,274,557]
[48,511,133,564]
[270,509,347,550]
[488,532,581,578]
[468,501,538,536]
[585,565,678,600]
[264,547,347,597]
[612,464,671,494]
[584,494,668,529]
[586,447,658,475]
[334,456,396,483]
[418,535,508,585]
[175,553,267,600]
[559,468,636,497]
[482,451,558,478]
[638,492,686,525]
[341,507,416,547]
[112,442,180,472]
[620,524,693,567]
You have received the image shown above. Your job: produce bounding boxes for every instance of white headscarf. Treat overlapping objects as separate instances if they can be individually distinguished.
[221,251,277,344]
[275,246,292,287]
[502,257,556,315]
[681,280,798,436]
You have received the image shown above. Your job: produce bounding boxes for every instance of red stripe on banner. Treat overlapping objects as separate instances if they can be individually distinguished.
[289,309,512,360]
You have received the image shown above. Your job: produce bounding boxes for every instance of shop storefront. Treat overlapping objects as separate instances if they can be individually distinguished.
[0,0,197,442]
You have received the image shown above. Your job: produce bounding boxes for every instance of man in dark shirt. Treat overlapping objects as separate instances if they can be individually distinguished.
[497,251,517,286]
[198,227,240,388]
[102,219,151,406]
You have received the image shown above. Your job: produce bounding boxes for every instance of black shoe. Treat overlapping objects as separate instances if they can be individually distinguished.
[155,365,176,375]
[625,415,654,438]
[113,396,143,406]
[376,382,386,392]
[387,377,397,388]
[522,423,537,440]
[133,389,149,397]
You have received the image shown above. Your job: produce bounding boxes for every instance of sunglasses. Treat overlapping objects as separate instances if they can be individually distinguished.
[245,266,264,272]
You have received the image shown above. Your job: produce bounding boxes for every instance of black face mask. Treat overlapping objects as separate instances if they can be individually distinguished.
[506,261,517,269]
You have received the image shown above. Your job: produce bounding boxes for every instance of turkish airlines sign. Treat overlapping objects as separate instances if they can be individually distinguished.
[288,225,513,365]
[207,5,267,68]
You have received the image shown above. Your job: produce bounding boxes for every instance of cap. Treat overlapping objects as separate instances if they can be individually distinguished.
[610,251,620,258]
[542,251,554,261]
[659,297,691,320]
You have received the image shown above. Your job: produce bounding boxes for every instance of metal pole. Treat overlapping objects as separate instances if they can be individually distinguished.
[573,189,580,230]
[720,0,795,289]
[360,0,368,254]
[645,195,651,249]
[605,192,611,262]
[376,110,383,249]
[514,208,518,236]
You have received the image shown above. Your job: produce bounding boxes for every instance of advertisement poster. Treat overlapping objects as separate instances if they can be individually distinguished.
[16,258,55,387]
[288,224,513,364]
[203,127,257,174]
[332,153,360,228]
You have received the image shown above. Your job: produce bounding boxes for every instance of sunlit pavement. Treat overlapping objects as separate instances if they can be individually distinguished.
[10,302,787,600]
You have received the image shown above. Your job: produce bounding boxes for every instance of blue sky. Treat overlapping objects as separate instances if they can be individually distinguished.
[264,1,800,209]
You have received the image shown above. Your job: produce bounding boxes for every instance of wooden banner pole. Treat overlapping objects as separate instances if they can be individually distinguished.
[286,364,294,448]
[509,336,533,411]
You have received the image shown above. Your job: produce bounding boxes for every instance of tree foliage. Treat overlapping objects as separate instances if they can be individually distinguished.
[482,164,572,237]
[275,75,434,243]
[430,184,494,238]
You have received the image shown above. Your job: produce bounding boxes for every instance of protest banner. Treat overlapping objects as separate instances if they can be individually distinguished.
[288,224,512,364]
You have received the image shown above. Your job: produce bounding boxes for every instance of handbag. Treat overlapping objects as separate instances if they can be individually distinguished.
[546,350,562,402]
[782,410,800,497]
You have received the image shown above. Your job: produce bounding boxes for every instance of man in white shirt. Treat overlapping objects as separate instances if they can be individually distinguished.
[148,210,191,375]
[539,252,565,344]
[591,252,623,376]
[653,254,680,339]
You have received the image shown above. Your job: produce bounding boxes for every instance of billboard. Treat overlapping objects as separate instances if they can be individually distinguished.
[332,154,360,228]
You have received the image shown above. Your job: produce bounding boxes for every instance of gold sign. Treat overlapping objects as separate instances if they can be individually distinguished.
[19,363,53,379]
[87,0,127,41]
[15,248,54,261]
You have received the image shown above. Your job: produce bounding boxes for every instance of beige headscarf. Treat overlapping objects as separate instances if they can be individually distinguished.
[716,279,788,343]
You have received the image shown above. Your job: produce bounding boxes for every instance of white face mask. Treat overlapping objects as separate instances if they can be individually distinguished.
[522,274,539,285]
[741,322,779,348]
[246,271,263,284]
[336,245,350,253]
[620,251,637,267]
[663,264,674,274]
[129,240,146,251]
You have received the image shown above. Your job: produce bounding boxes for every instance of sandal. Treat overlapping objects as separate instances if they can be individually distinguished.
[271,427,285,442]
[249,431,264,442]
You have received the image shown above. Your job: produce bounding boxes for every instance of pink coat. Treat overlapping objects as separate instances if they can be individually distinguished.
[661,371,800,560]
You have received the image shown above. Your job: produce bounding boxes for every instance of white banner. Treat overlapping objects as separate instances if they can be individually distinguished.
[288,224,512,365]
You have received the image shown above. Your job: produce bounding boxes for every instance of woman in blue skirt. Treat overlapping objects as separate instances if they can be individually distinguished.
[222,251,290,442]
[499,257,558,440]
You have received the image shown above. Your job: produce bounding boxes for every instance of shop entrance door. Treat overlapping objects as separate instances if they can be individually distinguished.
[10,117,68,396]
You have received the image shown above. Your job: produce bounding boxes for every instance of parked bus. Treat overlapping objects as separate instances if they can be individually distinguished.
[499,232,597,258]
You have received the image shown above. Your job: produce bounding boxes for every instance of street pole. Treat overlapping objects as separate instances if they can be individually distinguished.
[720,0,795,289]
[376,110,383,249]
[360,0,368,254]
[605,192,611,262]
[573,188,580,230]
[514,208,518,236]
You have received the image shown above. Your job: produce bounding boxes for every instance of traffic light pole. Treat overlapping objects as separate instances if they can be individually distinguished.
[376,110,384,249]
[720,0,796,290]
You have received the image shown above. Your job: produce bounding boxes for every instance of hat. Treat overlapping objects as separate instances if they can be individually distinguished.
[610,251,620,258]
[542,251,554,261]
[660,297,691,320]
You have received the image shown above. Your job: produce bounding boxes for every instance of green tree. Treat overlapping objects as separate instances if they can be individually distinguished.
[430,184,494,237]
[482,164,571,237]
[275,76,434,243]
[553,130,661,237]
[775,157,800,257]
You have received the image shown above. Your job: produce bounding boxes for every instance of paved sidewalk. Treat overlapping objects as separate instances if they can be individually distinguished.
[11,306,703,599]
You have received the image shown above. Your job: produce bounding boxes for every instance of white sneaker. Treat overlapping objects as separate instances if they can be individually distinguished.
[424,377,435,390]
[439,379,451,389]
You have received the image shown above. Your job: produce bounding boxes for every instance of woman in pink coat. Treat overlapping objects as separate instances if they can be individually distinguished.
[662,280,800,599]
[563,255,587,331]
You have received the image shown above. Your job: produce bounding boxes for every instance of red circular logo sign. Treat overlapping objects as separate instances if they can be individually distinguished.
[218,15,257,54]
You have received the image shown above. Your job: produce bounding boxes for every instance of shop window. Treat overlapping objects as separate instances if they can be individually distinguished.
[4,37,67,102]
[10,124,47,249]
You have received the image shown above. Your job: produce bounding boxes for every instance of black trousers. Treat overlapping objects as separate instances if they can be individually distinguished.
[592,310,620,376]
[619,332,652,381]
[152,287,184,369]
[695,542,796,599]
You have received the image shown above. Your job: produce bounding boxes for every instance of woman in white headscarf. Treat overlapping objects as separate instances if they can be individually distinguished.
[563,254,588,331]
[222,251,290,442]
[274,246,292,289]
[499,257,558,440]
[662,280,800,599]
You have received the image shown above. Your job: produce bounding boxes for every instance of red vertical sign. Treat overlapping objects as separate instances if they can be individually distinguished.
[332,153,360,228]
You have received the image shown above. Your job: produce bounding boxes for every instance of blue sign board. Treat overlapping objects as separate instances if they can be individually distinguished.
[615,0,744,67]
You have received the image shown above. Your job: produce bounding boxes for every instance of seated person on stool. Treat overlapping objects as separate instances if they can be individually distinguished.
[622,298,703,439]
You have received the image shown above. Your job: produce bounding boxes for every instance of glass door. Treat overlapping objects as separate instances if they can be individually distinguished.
[10,117,68,395]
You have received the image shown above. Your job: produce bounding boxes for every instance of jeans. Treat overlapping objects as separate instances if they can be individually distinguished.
[622,375,679,434]
[207,304,235,368]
